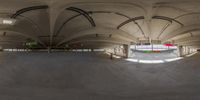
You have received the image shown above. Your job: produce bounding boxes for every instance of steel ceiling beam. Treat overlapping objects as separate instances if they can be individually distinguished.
[157,22,172,39]
[11,5,49,18]
[152,16,184,39]
[55,11,132,36]
[8,5,49,48]
[116,16,146,37]
[66,7,96,27]
[117,16,145,29]
[55,14,81,36]
[152,16,184,26]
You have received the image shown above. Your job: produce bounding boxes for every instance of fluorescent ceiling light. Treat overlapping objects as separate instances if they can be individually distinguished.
[3,20,13,24]
[0,18,16,25]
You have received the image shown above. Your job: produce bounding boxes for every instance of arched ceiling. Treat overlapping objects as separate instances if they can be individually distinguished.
[0,0,200,49]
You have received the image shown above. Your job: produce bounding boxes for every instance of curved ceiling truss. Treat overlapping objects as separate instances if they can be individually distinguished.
[55,10,144,36]
[11,5,49,18]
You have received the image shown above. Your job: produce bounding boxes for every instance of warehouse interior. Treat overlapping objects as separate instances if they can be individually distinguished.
[0,0,200,99]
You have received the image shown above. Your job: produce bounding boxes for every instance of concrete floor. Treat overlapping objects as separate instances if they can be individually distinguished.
[0,52,200,100]
[130,50,178,60]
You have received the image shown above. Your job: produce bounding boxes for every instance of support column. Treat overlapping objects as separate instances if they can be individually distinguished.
[0,46,3,52]
[123,44,130,58]
[187,47,190,54]
[183,46,186,55]
[91,49,94,52]
[48,47,51,53]
[178,46,183,57]
[114,48,117,55]
[185,46,188,55]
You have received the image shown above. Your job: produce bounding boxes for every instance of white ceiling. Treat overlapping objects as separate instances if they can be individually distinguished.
[0,0,200,49]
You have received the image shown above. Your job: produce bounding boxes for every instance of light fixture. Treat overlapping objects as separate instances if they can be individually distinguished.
[0,18,16,25]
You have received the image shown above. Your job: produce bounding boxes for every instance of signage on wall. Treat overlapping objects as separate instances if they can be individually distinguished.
[164,43,174,46]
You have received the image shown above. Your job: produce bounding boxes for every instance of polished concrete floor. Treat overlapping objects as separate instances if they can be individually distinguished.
[0,52,200,100]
